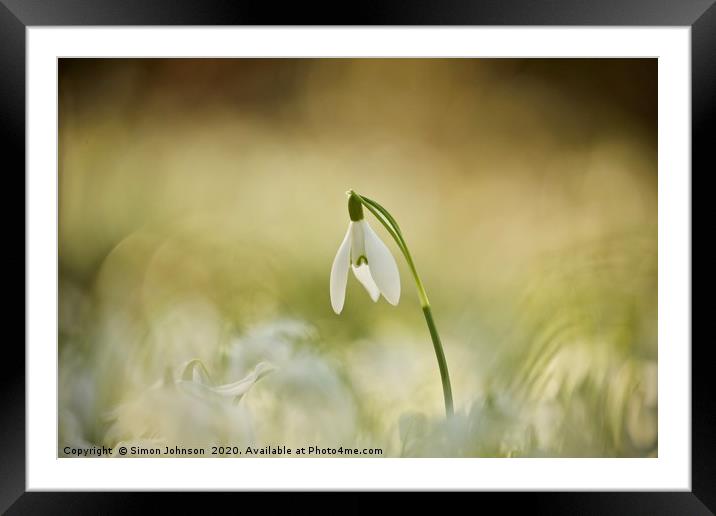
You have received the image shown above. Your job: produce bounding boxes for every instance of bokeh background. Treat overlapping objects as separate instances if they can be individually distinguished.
[59,58,657,457]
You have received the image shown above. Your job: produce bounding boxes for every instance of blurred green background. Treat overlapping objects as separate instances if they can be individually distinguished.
[59,58,657,457]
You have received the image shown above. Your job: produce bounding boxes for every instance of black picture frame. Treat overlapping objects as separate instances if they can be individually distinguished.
[3,1,709,512]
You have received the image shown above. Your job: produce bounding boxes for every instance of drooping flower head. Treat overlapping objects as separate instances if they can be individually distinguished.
[330,191,401,314]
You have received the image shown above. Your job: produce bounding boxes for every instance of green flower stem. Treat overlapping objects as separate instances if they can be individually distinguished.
[352,191,455,417]
[422,305,454,417]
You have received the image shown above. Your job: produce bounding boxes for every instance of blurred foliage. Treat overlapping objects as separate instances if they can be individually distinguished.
[59,59,656,457]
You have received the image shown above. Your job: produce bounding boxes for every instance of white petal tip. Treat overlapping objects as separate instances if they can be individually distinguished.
[385,290,400,305]
[330,293,345,314]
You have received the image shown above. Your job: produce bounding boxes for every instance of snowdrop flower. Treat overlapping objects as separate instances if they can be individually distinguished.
[330,190,455,417]
[330,192,400,314]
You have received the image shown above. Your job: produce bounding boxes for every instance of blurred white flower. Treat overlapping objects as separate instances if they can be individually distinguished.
[330,219,400,314]
[226,320,360,448]
[178,359,275,404]
[103,360,273,449]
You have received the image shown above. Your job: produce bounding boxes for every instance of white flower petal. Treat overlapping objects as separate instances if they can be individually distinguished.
[178,361,275,404]
[351,264,380,302]
[362,220,401,305]
[210,362,275,401]
[330,224,352,314]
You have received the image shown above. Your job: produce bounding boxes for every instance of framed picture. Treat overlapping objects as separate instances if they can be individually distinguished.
[5,0,708,511]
